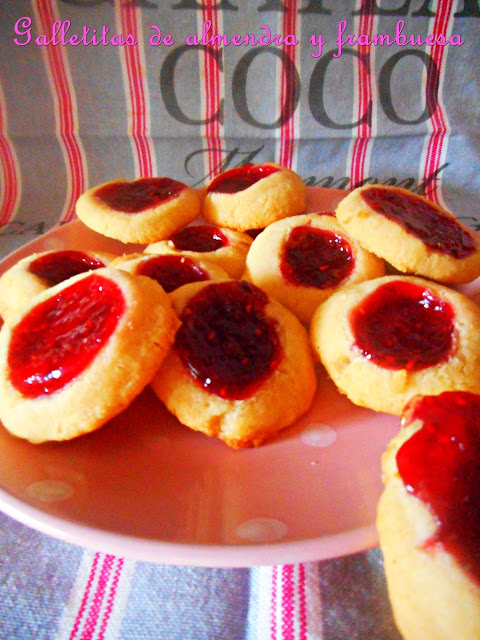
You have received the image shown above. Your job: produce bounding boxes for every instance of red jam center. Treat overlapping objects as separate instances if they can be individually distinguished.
[206,164,280,194]
[170,225,229,253]
[29,250,105,286]
[95,177,186,213]
[281,226,354,289]
[350,280,455,371]
[138,255,209,293]
[397,391,480,586]
[174,281,282,400]
[362,187,476,259]
[8,274,125,398]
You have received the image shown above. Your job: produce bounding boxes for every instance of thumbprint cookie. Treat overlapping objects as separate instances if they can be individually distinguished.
[244,213,385,325]
[0,268,179,443]
[0,249,117,323]
[336,185,480,284]
[111,253,228,293]
[151,280,317,448]
[145,225,252,279]
[310,275,480,414]
[377,391,480,640]
[75,177,201,243]
[202,163,307,231]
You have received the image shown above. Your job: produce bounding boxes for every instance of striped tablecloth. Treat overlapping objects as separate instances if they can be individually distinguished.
[0,1,479,638]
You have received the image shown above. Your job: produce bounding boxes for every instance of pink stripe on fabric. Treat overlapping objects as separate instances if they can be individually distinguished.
[270,566,278,640]
[281,565,295,640]
[35,0,86,222]
[202,2,222,178]
[119,3,154,178]
[68,553,101,640]
[279,1,298,169]
[79,555,115,640]
[350,0,375,189]
[422,0,453,204]
[96,558,125,640]
[298,564,307,640]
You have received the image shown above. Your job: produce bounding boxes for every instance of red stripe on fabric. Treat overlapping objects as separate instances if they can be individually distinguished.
[279,1,298,169]
[281,565,295,640]
[96,558,125,640]
[40,2,85,217]
[120,4,153,178]
[422,0,453,204]
[79,555,115,640]
[0,81,19,226]
[298,564,307,640]
[270,566,278,640]
[0,137,18,226]
[350,0,375,189]
[68,553,101,640]
[202,2,222,178]
[36,0,85,222]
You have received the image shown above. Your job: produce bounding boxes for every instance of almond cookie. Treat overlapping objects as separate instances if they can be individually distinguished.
[244,213,385,325]
[0,249,117,323]
[75,177,201,244]
[336,185,480,283]
[151,280,317,448]
[145,225,252,279]
[310,275,480,414]
[0,268,179,443]
[202,163,306,231]
[377,391,480,640]
[111,252,228,293]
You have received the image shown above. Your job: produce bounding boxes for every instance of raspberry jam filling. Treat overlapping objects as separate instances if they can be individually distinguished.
[362,187,476,259]
[350,280,455,371]
[95,177,186,213]
[170,225,229,253]
[138,255,209,293]
[8,274,125,398]
[29,250,105,286]
[397,391,480,586]
[281,226,354,289]
[206,164,280,194]
[174,281,282,399]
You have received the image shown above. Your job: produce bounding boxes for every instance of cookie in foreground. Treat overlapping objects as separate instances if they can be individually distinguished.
[202,163,306,231]
[310,275,480,414]
[76,177,201,243]
[336,185,480,284]
[151,280,317,448]
[0,268,179,442]
[377,391,480,640]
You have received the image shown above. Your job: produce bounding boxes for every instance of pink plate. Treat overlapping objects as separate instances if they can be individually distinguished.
[0,186,467,568]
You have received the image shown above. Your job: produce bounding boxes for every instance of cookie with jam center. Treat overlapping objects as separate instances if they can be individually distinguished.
[76,177,202,243]
[0,249,117,323]
[111,252,228,293]
[145,224,252,279]
[377,391,480,640]
[310,275,480,414]
[151,279,317,448]
[336,185,480,284]
[202,163,307,231]
[0,268,179,442]
[244,213,385,325]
